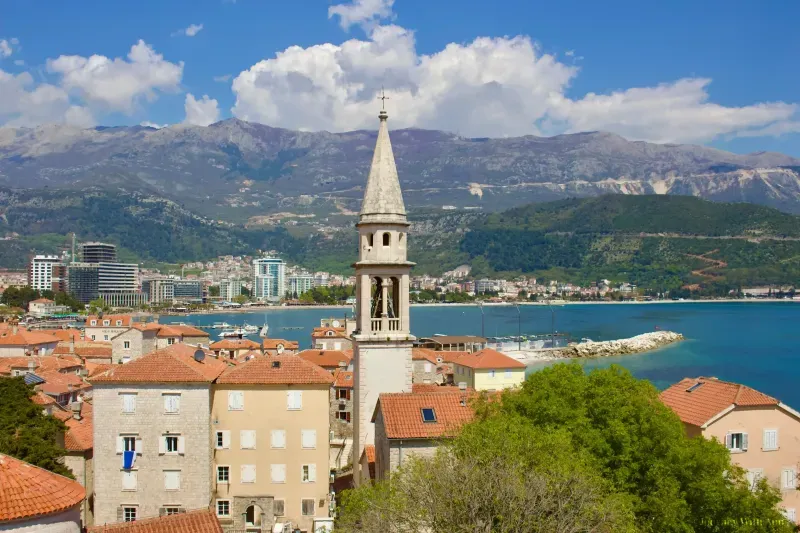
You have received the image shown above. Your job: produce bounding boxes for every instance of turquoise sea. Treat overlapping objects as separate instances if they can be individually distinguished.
[161,302,800,407]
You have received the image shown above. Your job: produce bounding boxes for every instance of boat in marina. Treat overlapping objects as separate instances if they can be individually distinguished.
[211,322,231,329]
[243,323,259,333]
[259,322,269,338]
[219,328,247,338]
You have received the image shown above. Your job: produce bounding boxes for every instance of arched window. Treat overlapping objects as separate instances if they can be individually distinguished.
[367,233,374,247]
[383,232,390,246]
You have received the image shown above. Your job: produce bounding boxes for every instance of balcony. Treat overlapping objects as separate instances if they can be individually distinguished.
[370,318,402,332]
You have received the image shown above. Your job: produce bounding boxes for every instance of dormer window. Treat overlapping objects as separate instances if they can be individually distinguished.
[103,320,110,326]
[326,331,334,337]
[421,408,436,423]
[90,320,97,326]
[116,320,123,326]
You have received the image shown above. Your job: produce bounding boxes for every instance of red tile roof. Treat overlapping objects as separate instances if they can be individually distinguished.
[262,338,299,351]
[155,326,183,338]
[29,298,54,304]
[375,391,477,440]
[49,329,83,342]
[37,370,91,396]
[0,330,60,347]
[86,315,134,327]
[89,508,223,533]
[168,325,209,338]
[454,348,526,369]
[363,444,376,480]
[85,362,115,378]
[411,384,472,394]
[217,354,334,385]
[412,348,441,365]
[64,402,93,452]
[332,369,354,388]
[53,341,112,358]
[31,391,57,406]
[0,453,85,522]
[91,344,227,384]
[296,349,352,369]
[660,377,780,427]
[435,351,471,364]
[209,338,261,351]
[311,326,348,339]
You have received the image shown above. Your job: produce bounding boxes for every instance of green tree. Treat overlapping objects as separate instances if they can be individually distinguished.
[87,297,109,313]
[0,377,72,478]
[232,294,248,305]
[54,291,84,312]
[0,286,41,309]
[208,285,220,297]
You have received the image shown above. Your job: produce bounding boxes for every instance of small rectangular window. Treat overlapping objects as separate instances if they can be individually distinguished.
[273,500,285,517]
[228,391,244,411]
[271,430,286,449]
[287,390,302,410]
[164,470,180,491]
[163,507,180,516]
[216,500,230,517]
[301,464,316,483]
[301,429,316,449]
[763,429,778,451]
[782,469,796,490]
[123,507,137,522]
[301,498,315,517]
[240,430,256,449]
[726,432,748,452]
[217,466,230,483]
[271,464,286,483]
[123,436,137,452]
[122,471,137,491]
[163,394,180,414]
[123,341,131,349]
[241,464,256,483]
[505,369,512,379]
[165,436,178,453]
[121,393,136,413]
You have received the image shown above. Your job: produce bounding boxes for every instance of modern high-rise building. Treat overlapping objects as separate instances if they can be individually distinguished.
[68,261,143,306]
[28,255,63,292]
[286,273,314,298]
[252,257,285,302]
[173,279,204,302]
[352,107,414,485]
[219,278,243,302]
[67,263,100,303]
[142,277,175,305]
[80,242,117,263]
[313,273,330,288]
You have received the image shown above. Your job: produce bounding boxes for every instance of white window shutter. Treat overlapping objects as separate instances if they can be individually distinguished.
[177,436,185,455]
[309,464,316,482]
[302,430,316,449]
[271,430,286,448]
[286,391,293,409]
[774,429,779,449]
[135,438,143,454]
[222,430,231,449]
[724,433,732,449]
[271,464,286,483]
[742,433,749,451]
[164,395,170,412]
[241,430,256,449]
[159,437,166,455]
[241,464,256,483]
[117,436,124,454]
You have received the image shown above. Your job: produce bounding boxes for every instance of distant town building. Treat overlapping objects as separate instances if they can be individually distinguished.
[253,257,285,302]
[173,279,204,301]
[141,277,175,305]
[28,298,70,318]
[80,242,117,263]
[219,278,243,302]
[286,273,313,298]
[68,263,100,303]
[313,273,330,288]
[28,254,64,292]
[68,262,143,307]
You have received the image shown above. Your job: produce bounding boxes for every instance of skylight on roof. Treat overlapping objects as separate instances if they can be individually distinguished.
[421,407,436,423]
[686,382,704,393]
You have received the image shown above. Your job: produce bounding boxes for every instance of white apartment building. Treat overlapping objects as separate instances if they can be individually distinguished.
[253,258,285,302]
[286,273,313,298]
[219,278,244,301]
[28,255,62,292]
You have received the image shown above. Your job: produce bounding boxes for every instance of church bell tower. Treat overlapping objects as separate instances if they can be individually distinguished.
[352,104,414,484]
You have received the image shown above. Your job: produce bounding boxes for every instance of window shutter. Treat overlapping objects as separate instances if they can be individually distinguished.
[271,430,286,448]
[271,464,286,483]
[222,430,231,449]
[159,437,166,455]
[177,436,185,455]
[742,433,749,451]
[117,507,124,522]
[302,430,316,449]
[117,436,124,454]
[241,464,256,483]
[309,463,316,482]
[783,469,796,489]
[725,433,732,449]
[286,391,293,410]
[241,430,256,449]
[135,438,143,454]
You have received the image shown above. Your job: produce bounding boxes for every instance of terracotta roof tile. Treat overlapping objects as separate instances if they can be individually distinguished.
[660,377,780,427]
[85,362,115,378]
[86,315,134,327]
[332,369,354,388]
[217,354,334,385]
[311,327,348,339]
[64,402,93,452]
[0,453,85,522]
[412,348,440,365]
[89,508,222,533]
[209,338,261,351]
[155,326,183,338]
[411,384,472,393]
[31,391,57,406]
[49,329,83,342]
[296,349,352,369]
[435,351,471,364]
[53,341,112,358]
[37,370,91,396]
[454,348,526,369]
[0,330,61,347]
[375,391,477,440]
[90,344,226,384]
[168,325,209,337]
[29,298,54,304]
[262,338,299,351]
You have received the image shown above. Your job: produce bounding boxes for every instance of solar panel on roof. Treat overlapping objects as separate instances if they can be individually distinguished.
[686,382,704,393]
[24,373,45,385]
[421,407,436,423]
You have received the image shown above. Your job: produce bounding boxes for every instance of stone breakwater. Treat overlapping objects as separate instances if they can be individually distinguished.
[549,331,684,359]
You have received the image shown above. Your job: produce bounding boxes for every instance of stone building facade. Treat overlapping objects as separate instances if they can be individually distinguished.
[110,327,158,364]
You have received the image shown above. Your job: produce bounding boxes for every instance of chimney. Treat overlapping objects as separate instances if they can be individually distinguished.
[70,401,82,420]
[27,360,36,371]
[70,337,75,355]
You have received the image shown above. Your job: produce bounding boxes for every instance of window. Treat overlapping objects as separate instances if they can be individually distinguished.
[783,508,797,522]
[240,430,256,449]
[287,390,302,410]
[217,466,230,484]
[505,369,512,379]
[90,320,97,326]
[103,320,110,326]
[382,232,390,246]
[489,369,496,378]
[240,464,256,483]
[421,408,436,423]
[270,464,286,483]
[163,394,180,414]
[215,430,230,449]
[122,436,137,452]
[336,412,352,423]
[122,471,137,491]
[746,469,764,491]
[337,389,349,400]
[726,432,748,452]
[367,233,374,247]
[424,362,432,373]
[271,430,286,449]
[301,429,317,449]
[164,470,181,491]
[273,500,285,517]
[302,464,317,483]
[782,469,796,490]
[301,499,315,517]
[228,391,244,411]
[123,341,131,349]
[763,429,778,451]
[162,507,180,516]
[121,393,136,413]
[216,500,230,517]
[167,338,175,345]
[116,320,123,326]
[165,436,178,453]
[123,507,137,522]
[104,335,109,341]
[91,335,96,341]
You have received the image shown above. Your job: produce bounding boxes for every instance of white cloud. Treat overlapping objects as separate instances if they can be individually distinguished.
[184,93,219,126]
[213,74,232,83]
[173,24,204,37]
[230,13,799,144]
[140,121,168,129]
[0,69,93,127]
[0,39,13,58]
[13,59,24,66]
[328,0,394,30]
[47,40,183,114]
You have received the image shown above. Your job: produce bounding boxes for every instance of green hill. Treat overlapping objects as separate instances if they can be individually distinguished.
[461,195,800,291]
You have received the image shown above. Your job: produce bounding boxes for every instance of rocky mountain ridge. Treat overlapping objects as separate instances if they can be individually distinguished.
[1,119,799,215]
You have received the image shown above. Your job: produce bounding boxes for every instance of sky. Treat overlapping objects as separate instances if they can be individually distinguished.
[1,0,799,155]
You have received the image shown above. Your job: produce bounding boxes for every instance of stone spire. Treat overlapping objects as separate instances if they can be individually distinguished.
[359,109,407,225]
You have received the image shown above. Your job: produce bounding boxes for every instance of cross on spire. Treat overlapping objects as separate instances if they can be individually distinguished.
[378,87,390,110]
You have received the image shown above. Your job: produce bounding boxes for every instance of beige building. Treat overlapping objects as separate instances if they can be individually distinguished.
[262,339,299,357]
[90,344,227,526]
[110,325,158,364]
[661,377,800,523]
[371,390,476,482]
[211,354,334,532]
[85,315,135,342]
[411,348,443,385]
[0,328,60,357]
[452,348,526,391]
[311,327,352,351]
[210,338,262,360]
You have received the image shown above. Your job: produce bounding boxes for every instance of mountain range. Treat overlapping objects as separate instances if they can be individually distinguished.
[1,120,800,219]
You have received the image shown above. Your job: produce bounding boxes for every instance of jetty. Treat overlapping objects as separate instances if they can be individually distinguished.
[507,330,684,363]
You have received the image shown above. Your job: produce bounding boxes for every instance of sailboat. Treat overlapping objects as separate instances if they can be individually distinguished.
[242,322,259,333]
[259,317,269,338]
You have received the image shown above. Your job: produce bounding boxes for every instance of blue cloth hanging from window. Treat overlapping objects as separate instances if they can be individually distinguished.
[123,450,136,470]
